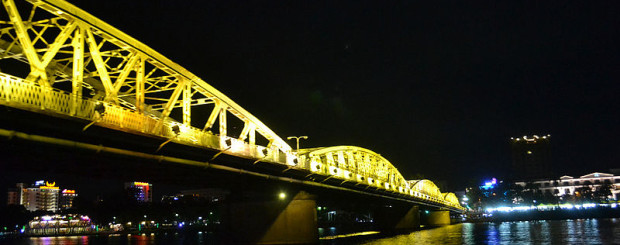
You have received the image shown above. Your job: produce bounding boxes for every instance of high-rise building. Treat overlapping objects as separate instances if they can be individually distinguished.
[60,189,78,210]
[7,183,25,206]
[124,182,152,202]
[7,181,77,212]
[510,135,552,180]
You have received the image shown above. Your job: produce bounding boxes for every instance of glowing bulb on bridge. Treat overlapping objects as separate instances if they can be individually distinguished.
[279,192,286,199]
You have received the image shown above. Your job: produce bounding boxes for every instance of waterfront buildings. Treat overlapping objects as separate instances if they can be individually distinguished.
[124,181,152,202]
[510,135,552,180]
[6,180,78,212]
[514,172,620,201]
[27,214,93,235]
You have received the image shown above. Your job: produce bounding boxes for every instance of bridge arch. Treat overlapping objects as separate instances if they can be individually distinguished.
[298,146,408,191]
[443,192,460,207]
[407,179,442,200]
[0,0,296,165]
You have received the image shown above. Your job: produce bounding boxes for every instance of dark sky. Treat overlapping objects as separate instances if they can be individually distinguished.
[63,1,619,190]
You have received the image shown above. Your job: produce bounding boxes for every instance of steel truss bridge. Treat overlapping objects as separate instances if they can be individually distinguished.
[0,0,464,212]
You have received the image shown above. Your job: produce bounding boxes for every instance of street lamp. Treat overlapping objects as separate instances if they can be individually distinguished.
[287,136,308,152]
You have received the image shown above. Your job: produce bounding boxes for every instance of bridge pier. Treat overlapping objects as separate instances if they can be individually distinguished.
[374,205,420,231]
[223,191,318,244]
[421,210,451,227]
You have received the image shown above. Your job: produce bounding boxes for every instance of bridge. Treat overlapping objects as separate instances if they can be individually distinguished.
[0,0,464,243]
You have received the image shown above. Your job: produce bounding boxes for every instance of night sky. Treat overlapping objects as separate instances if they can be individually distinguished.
[42,1,620,190]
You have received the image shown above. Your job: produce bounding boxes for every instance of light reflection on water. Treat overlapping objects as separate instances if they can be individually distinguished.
[1,219,619,244]
[358,219,620,245]
[2,232,212,245]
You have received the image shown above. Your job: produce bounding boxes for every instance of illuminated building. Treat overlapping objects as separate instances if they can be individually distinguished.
[479,178,500,198]
[125,182,152,202]
[515,172,620,201]
[60,189,78,210]
[7,181,77,212]
[7,181,59,212]
[7,183,25,206]
[510,135,552,180]
[28,214,93,235]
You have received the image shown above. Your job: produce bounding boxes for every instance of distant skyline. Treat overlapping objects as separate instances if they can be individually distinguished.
[2,1,619,192]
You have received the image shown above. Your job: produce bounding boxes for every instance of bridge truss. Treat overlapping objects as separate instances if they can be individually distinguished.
[0,0,464,211]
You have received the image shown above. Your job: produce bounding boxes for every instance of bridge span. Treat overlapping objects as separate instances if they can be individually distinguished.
[1,0,464,243]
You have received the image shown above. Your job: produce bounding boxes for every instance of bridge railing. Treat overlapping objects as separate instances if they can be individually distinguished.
[0,73,294,165]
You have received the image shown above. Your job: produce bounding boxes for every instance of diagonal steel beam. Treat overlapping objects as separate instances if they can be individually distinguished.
[85,27,115,102]
[3,0,48,86]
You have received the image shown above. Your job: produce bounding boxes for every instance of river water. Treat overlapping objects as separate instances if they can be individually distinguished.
[2,218,619,244]
[352,218,620,245]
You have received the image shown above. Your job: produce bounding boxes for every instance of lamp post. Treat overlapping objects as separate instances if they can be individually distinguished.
[287,136,308,152]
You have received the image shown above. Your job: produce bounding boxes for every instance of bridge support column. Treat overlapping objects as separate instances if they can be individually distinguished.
[421,210,451,226]
[223,191,318,244]
[374,205,420,231]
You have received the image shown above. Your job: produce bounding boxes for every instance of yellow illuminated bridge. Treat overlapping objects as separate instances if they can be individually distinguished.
[0,0,464,212]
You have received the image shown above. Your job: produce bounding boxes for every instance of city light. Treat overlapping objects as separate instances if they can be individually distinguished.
[485,203,607,213]
[480,178,497,190]
[279,192,286,199]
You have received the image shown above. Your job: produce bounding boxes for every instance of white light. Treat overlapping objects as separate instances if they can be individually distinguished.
[583,203,596,208]
[329,166,340,176]
[279,192,286,199]
[312,161,322,172]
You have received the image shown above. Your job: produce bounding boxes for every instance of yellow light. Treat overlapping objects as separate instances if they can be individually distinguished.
[40,182,59,190]
[527,151,532,154]
[279,192,286,199]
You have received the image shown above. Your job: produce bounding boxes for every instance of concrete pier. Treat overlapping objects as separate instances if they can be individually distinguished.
[421,210,451,226]
[375,205,420,230]
[224,191,318,244]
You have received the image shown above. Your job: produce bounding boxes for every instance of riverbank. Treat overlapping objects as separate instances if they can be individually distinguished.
[485,206,620,222]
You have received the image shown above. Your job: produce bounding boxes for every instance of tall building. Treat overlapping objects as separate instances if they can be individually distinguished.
[125,182,152,202]
[510,135,552,180]
[60,189,78,210]
[7,183,25,206]
[7,180,77,212]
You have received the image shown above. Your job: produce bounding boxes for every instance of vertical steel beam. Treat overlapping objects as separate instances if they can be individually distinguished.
[71,26,83,115]
[337,151,345,169]
[248,124,256,146]
[238,122,251,141]
[346,151,355,172]
[219,105,227,137]
[182,82,191,125]
[135,57,145,113]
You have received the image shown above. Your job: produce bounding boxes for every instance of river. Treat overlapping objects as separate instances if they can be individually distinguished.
[1,218,619,244]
